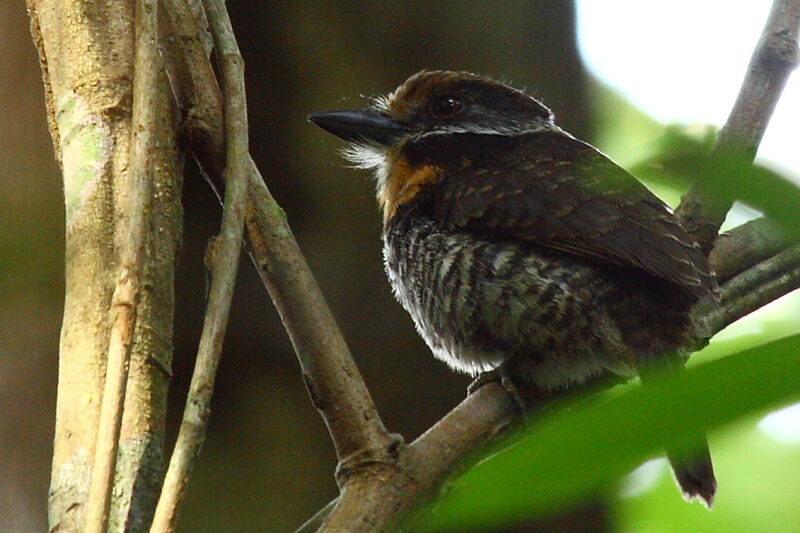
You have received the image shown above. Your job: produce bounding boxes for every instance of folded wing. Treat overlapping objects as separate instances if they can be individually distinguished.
[432,134,718,299]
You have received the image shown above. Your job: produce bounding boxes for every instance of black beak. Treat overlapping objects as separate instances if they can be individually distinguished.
[308,109,408,146]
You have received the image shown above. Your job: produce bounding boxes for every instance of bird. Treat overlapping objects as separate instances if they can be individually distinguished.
[309,69,718,506]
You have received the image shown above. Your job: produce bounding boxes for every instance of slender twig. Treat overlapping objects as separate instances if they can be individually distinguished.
[710,217,793,282]
[149,0,250,530]
[157,0,395,468]
[719,244,800,302]
[676,0,800,252]
[294,500,339,533]
[698,244,800,337]
[83,1,160,531]
[160,0,224,176]
[715,1,800,153]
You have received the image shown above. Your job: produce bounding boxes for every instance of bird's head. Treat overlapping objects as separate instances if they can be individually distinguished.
[309,70,557,223]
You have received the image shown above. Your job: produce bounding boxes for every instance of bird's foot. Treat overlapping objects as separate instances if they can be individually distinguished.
[468,364,527,415]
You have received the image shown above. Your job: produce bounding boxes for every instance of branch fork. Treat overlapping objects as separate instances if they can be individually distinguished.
[151,1,800,531]
[334,434,406,487]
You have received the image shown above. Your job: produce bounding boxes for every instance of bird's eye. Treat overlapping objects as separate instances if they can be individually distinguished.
[431,95,464,119]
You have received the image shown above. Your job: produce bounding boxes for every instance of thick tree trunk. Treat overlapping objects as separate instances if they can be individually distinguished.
[28,1,183,530]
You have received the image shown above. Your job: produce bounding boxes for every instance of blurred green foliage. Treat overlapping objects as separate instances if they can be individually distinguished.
[411,332,800,532]
[616,427,800,533]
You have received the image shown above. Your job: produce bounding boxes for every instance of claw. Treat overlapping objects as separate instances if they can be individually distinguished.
[468,363,527,415]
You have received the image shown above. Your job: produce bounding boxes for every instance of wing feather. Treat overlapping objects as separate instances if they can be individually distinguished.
[431,135,718,298]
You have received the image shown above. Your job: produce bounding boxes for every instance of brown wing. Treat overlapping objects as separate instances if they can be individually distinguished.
[432,136,718,298]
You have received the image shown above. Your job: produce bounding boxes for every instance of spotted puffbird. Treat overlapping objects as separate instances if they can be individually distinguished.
[309,70,719,506]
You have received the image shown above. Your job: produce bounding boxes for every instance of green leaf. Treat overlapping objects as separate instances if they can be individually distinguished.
[410,335,800,532]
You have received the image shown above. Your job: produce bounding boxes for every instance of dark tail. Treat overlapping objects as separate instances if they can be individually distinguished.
[667,435,717,508]
[635,351,717,508]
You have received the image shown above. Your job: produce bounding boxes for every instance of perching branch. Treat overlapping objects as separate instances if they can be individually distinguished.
[84,1,161,531]
[150,1,800,531]
[676,0,800,252]
[307,1,800,529]
[313,381,519,532]
[150,0,250,530]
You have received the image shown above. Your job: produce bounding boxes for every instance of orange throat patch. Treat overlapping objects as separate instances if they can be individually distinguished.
[379,151,441,225]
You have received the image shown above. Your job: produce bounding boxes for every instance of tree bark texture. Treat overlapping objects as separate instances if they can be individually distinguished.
[28,1,183,530]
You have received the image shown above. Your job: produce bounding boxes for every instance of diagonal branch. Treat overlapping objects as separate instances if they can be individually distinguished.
[243,159,400,467]
[676,0,800,252]
[158,0,397,472]
[310,381,518,532]
[149,0,250,530]
[84,1,160,530]
[710,217,793,282]
[156,1,800,532]
[696,244,800,338]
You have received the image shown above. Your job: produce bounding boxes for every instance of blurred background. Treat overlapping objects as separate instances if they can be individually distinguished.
[2,1,799,531]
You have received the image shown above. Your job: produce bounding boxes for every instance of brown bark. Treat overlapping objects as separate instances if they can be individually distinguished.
[28,1,183,530]
[150,0,251,529]
[156,0,397,469]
